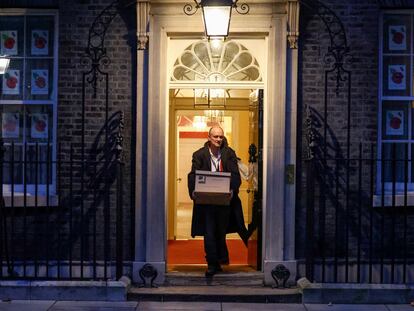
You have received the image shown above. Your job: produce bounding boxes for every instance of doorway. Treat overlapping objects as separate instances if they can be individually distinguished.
[167,88,263,272]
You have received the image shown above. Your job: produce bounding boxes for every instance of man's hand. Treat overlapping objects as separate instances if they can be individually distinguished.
[224,191,233,199]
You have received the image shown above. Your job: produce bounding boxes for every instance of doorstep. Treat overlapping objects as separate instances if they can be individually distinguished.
[165,270,264,286]
[128,285,302,303]
[130,266,300,303]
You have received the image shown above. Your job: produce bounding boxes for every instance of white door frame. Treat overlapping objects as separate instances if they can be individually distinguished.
[133,2,298,285]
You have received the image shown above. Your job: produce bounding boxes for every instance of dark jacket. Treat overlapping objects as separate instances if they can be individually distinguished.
[187,142,245,237]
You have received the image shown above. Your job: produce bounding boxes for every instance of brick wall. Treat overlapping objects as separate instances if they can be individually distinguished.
[296,0,414,283]
[2,0,135,276]
[57,0,135,263]
[297,0,378,267]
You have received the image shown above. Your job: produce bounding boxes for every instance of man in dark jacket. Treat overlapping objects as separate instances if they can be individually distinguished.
[188,126,247,277]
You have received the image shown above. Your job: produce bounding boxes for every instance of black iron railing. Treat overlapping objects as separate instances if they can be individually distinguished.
[0,138,128,280]
[300,142,414,284]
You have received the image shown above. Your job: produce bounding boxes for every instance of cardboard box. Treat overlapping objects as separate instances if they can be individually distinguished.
[194,170,231,206]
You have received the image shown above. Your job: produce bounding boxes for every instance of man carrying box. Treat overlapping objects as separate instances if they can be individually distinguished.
[188,126,248,277]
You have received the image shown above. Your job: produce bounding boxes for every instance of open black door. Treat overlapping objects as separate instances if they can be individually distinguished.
[247,89,263,270]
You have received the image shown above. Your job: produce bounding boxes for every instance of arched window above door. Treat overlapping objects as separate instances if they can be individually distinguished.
[171,40,262,82]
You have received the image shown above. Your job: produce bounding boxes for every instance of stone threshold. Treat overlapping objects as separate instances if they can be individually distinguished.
[165,270,264,286]
[128,285,301,303]
[0,277,130,301]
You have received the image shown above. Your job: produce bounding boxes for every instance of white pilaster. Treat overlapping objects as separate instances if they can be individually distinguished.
[133,5,167,284]
[262,12,298,286]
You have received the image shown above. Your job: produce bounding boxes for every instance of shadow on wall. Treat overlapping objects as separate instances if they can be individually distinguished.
[299,105,407,261]
[0,111,126,278]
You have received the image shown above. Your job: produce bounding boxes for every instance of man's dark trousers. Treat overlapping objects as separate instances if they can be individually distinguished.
[203,204,231,265]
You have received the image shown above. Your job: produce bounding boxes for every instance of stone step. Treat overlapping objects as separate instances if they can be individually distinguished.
[165,271,264,286]
[128,285,302,303]
[165,264,265,286]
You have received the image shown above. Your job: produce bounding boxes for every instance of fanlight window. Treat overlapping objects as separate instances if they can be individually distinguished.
[171,40,261,82]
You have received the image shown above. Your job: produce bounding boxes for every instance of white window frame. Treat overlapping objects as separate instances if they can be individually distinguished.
[0,9,58,201]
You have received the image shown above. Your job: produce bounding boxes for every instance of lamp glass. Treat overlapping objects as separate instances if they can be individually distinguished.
[0,58,10,74]
[194,88,209,106]
[209,88,226,107]
[202,6,231,37]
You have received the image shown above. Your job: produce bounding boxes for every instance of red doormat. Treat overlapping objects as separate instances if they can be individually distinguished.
[167,239,248,265]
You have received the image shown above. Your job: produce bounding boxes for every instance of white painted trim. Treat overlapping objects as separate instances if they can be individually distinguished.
[378,11,414,192]
[262,14,287,263]
[142,4,291,281]
[0,9,58,15]
[169,82,265,89]
[373,193,414,207]
[0,11,59,196]
[285,44,299,261]
[134,49,145,262]
[146,14,168,264]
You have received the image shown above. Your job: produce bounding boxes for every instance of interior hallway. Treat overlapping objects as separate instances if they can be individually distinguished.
[168,202,250,267]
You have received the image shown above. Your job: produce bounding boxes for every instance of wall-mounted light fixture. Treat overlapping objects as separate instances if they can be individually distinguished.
[0,58,10,74]
[184,0,249,39]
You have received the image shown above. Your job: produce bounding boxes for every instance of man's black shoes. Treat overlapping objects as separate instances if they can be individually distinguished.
[205,263,223,277]
[205,264,217,277]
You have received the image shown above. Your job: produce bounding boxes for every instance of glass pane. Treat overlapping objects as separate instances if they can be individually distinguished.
[181,52,208,77]
[25,59,53,100]
[221,42,239,72]
[0,16,24,57]
[25,105,53,143]
[0,105,23,142]
[209,40,223,58]
[194,89,208,106]
[0,59,24,100]
[234,52,252,68]
[26,144,52,185]
[383,14,411,54]
[173,66,195,81]
[26,16,54,57]
[222,63,238,76]
[171,40,261,83]
[383,56,411,97]
[194,42,211,71]
[2,144,23,184]
[181,51,198,68]
[227,67,260,81]
[223,42,239,62]
[382,143,407,182]
[382,101,408,140]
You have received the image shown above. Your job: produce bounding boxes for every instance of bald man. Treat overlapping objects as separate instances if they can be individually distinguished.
[188,126,243,277]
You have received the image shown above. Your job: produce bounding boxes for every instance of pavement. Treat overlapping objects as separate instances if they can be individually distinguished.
[1,301,414,310]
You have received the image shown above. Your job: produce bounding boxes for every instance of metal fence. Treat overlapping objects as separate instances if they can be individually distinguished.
[0,0,135,282]
[299,142,414,284]
[0,133,129,280]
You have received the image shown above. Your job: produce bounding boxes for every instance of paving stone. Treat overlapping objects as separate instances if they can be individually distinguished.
[304,304,389,311]
[222,302,306,310]
[0,300,55,311]
[386,305,414,311]
[137,301,220,310]
[50,300,138,310]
